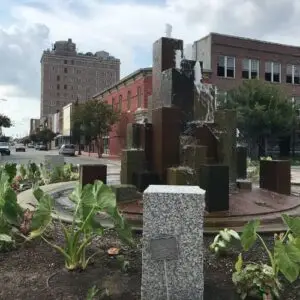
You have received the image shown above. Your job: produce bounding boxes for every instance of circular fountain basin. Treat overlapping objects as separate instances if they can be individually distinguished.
[17,181,300,233]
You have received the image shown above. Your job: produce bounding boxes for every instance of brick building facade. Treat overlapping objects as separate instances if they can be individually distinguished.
[93,68,152,156]
[193,32,300,101]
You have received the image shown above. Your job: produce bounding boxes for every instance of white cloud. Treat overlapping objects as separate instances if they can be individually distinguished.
[2,0,300,135]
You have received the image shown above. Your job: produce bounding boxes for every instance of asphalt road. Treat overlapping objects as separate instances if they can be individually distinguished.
[0,148,121,179]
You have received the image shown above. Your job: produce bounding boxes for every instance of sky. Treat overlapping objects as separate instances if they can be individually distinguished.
[1,0,300,136]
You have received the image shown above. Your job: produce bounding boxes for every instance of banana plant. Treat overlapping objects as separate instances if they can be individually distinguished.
[42,180,133,271]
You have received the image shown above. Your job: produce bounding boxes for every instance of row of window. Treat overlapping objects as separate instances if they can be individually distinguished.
[111,87,142,111]
[217,56,300,84]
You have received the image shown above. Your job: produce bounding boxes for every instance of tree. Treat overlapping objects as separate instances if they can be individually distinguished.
[29,133,38,143]
[0,114,12,128]
[72,99,119,157]
[33,128,56,144]
[218,79,297,157]
[21,136,31,145]
[0,136,9,142]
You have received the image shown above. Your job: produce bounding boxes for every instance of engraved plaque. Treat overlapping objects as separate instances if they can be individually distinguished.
[150,236,178,261]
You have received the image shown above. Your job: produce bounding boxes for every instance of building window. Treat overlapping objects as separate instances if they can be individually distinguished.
[57,75,60,81]
[127,90,131,110]
[64,60,67,64]
[64,84,67,90]
[71,60,74,65]
[137,87,142,107]
[286,64,300,84]
[217,56,235,78]
[118,95,122,111]
[265,62,281,83]
[57,84,60,90]
[242,59,259,79]
[64,68,68,74]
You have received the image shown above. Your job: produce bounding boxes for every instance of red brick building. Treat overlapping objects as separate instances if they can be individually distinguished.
[193,32,300,102]
[93,68,152,156]
[193,33,300,153]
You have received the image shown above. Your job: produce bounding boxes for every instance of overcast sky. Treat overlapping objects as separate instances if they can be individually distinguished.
[1,0,300,136]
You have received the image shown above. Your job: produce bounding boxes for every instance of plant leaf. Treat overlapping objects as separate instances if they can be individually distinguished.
[228,229,240,240]
[33,187,44,202]
[235,253,243,272]
[92,180,116,210]
[274,240,300,283]
[220,230,231,242]
[241,220,260,251]
[29,194,53,239]
[282,214,300,236]
[0,233,13,243]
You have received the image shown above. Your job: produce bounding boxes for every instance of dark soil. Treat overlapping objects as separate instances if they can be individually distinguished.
[1,225,300,300]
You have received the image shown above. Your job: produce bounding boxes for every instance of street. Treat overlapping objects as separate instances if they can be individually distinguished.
[0,147,121,180]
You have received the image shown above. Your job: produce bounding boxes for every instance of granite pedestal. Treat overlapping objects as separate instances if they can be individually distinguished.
[142,185,205,300]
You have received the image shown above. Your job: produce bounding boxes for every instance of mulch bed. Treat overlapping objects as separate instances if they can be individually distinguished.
[1,225,300,300]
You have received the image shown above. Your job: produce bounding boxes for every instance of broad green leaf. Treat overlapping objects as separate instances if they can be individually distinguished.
[241,220,260,251]
[274,240,300,283]
[0,233,13,243]
[235,253,243,272]
[92,180,116,210]
[4,163,17,183]
[29,194,53,239]
[2,188,23,225]
[33,187,44,202]
[282,214,300,236]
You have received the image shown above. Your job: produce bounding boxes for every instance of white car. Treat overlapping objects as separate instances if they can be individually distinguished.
[15,144,26,152]
[59,144,76,156]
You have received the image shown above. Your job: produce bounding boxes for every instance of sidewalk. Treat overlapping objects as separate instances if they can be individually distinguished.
[76,151,121,166]
[292,167,300,185]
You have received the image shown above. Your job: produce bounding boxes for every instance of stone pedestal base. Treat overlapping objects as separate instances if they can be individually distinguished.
[142,185,205,300]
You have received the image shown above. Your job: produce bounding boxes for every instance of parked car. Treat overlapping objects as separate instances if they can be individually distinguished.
[59,144,76,156]
[39,144,48,151]
[15,144,26,152]
[27,143,34,148]
[35,144,40,150]
[0,142,10,155]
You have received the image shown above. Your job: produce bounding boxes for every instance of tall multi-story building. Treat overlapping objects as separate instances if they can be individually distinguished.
[29,118,40,135]
[192,32,300,102]
[40,38,120,118]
